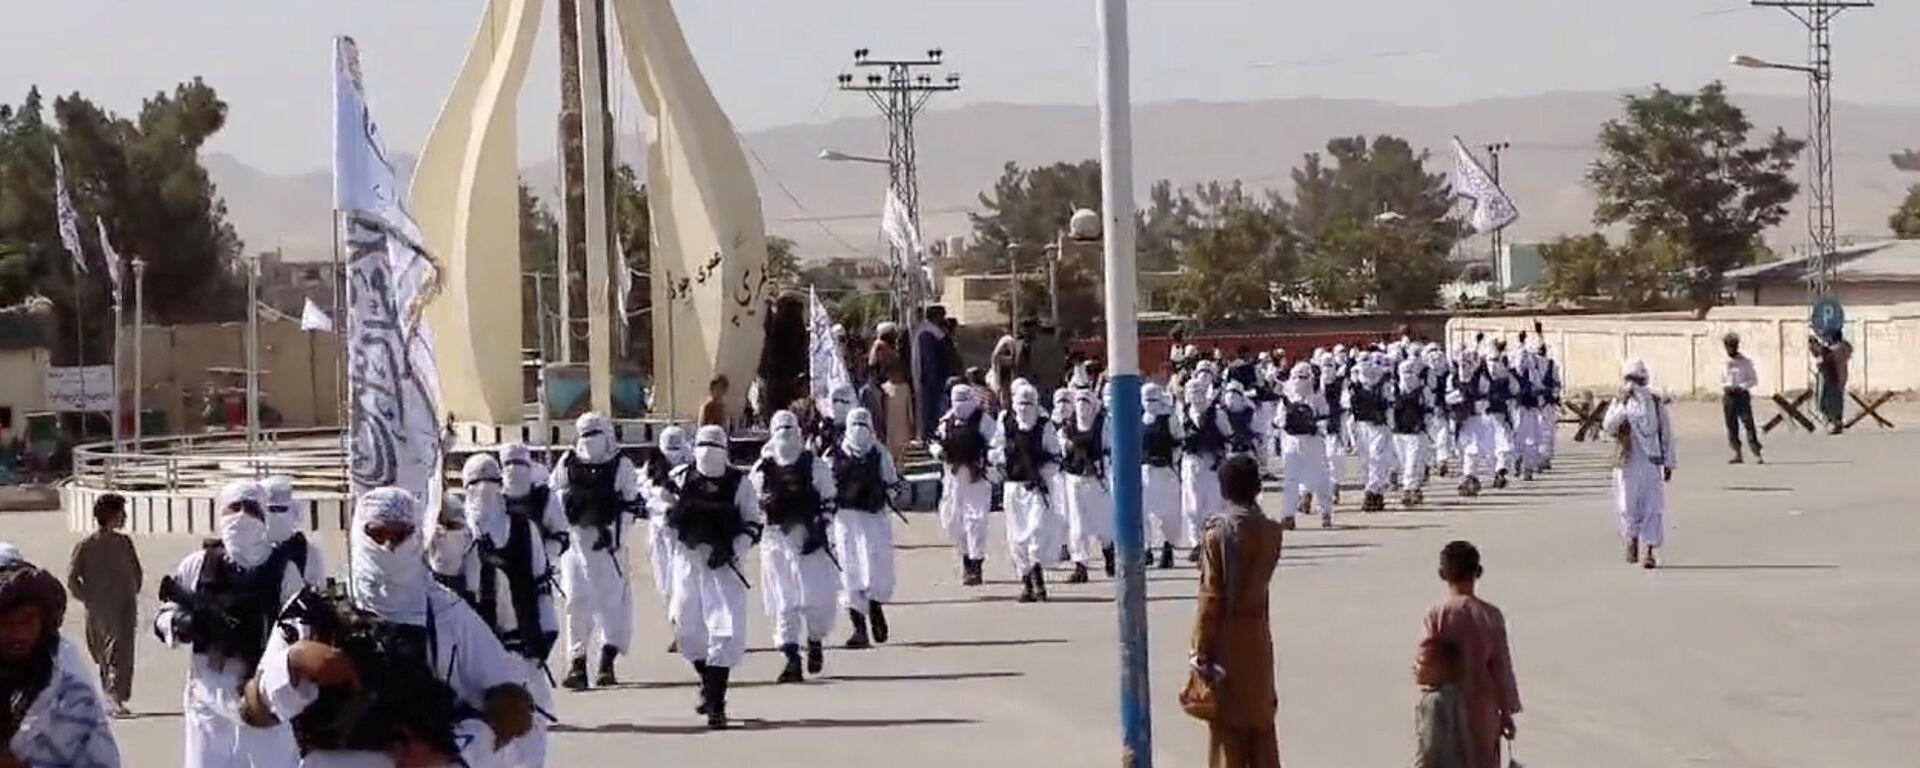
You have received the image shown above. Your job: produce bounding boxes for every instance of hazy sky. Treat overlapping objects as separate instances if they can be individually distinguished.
[6,0,1916,175]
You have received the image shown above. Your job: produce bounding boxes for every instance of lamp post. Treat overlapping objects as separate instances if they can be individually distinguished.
[1732,0,1872,297]
[243,252,262,457]
[1096,0,1151,764]
[820,146,916,332]
[817,148,891,166]
[131,258,145,450]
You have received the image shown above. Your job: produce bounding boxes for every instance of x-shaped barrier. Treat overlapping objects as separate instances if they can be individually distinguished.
[1764,390,1817,434]
[1563,397,1613,442]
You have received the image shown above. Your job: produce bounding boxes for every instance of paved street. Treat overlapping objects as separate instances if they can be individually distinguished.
[3,405,1917,767]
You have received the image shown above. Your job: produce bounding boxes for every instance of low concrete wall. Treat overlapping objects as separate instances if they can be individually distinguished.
[1448,303,1920,397]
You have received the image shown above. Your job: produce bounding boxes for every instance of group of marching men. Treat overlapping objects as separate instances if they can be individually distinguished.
[146,394,907,767]
[932,331,1568,601]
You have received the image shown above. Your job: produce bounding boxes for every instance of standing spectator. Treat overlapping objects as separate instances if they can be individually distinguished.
[1720,333,1763,463]
[65,493,142,718]
[1188,455,1283,768]
[0,553,122,768]
[701,375,733,429]
[870,322,902,381]
[858,371,887,447]
[914,306,957,440]
[1809,327,1852,434]
[882,365,917,460]
[1421,541,1522,768]
[989,334,1019,403]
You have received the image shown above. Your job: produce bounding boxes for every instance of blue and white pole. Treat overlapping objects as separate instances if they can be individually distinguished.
[1097,1,1151,765]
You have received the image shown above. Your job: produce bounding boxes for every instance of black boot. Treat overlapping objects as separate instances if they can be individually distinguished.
[1067,562,1090,584]
[1032,566,1050,602]
[777,644,804,683]
[844,609,872,649]
[596,645,620,687]
[868,602,890,644]
[1157,542,1174,570]
[704,666,731,730]
[806,640,825,674]
[1492,468,1509,490]
[1101,544,1116,578]
[691,660,710,714]
[561,656,589,691]
[1186,546,1202,564]
[962,558,983,586]
[1017,567,1037,603]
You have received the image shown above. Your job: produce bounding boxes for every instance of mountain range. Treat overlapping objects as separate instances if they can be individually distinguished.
[207,90,1920,264]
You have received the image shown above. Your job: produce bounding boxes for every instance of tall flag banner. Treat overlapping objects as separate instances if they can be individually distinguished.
[881,186,922,265]
[334,35,444,505]
[615,230,632,321]
[300,297,336,333]
[1449,136,1520,234]
[52,147,88,275]
[94,218,124,302]
[806,286,850,409]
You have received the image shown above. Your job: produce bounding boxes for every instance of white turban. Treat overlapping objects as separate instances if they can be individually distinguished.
[657,426,693,467]
[948,384,978,419]
[767,410,804,466]
[575,412,617,464]
[1622,358,1649,382]
[350,487,429,625]
[499,442,538,497]
[216,480,271,569]
[262,476,299,544]
[694,425,732,478]
[844,408,877,454]
[460,453,508,544]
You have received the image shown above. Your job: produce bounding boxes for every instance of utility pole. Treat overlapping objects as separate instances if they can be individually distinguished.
[1750,0,1872,297]
[835,49,960,327]
[556,0,584,365]
[1484,141,1511,284]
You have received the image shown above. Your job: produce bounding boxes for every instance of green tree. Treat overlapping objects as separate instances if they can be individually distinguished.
[1538,232,1685,310]
[1587,81,1802,315]
[1286,135,1457,311]
[1890,187,1920,239]
[0,82,246,362]
[518,181,560,353]
[1170,181,1294,325]
[1139,180,1196,273]
[963,160,1102,276]
[829,291,893,338]
[765,235,799,289]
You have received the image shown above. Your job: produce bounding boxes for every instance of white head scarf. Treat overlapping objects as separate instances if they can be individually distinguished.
[694,425,731,478]
[499,442,538,497]
[1051,387,1074,424]
[460,453,509,543]
[826,385,857,424]
[262,476,298,544]
[350,487,429,625]
[1072,389,1100,430]
[216,480,271,569]
[1142,383,1173,418]
[1011,385,1042,428]
[575,412,617,464]
[948,384,978,419]
[1285,362,1315,401]
[0,542,19,566]
[1221,381,1251,411]
[766,409,804,465]
[657,426,693,467]
[844,408,877,454]
[1622,358,1650,386]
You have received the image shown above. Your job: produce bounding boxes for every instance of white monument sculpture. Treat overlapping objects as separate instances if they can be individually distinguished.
[412,0,769,424]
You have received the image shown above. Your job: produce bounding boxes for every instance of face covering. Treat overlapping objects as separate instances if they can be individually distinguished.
[658,428,693,466]
[1073,396,1099,429]
[261,476,297,544]
[350,488,429,625]
[844,409,877,454]
[828,386,857,423]
[220,512,272,569]
[575,413,617,464]
[767,410,803,465]
[694,426,731,477]
[499,443,536,497]
[1013,390,1041,427]
[461,455,509,542]
[428,514,472,577]
[949,385,978,418]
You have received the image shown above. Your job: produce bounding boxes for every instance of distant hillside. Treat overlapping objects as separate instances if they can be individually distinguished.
[208,91,1920,264]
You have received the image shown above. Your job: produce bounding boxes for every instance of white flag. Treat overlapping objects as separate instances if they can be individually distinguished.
[300,297,335,333]
[94,218,123,302]
[807,286,850,407]
[881,186,922,265]
[334,35,444,505]
[1449,137,1519,234]
[615,229,632,320]
[52,148,88,275]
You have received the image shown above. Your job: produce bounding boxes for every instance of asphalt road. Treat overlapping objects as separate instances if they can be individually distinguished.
[3,405,1916,767]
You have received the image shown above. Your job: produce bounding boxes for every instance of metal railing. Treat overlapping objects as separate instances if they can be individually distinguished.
[70,427,349,495]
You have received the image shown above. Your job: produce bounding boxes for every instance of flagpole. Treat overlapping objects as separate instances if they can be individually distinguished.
[72,261,87,441]
[132,258,145,450]
[111,283,123,466]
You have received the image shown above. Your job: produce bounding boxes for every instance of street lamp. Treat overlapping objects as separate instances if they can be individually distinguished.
[1729,53,1815,74]
[241,251,264,457]
[817,148,890,165]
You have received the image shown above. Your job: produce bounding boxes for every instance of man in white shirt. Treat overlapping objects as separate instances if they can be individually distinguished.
[1720,333,1764,464]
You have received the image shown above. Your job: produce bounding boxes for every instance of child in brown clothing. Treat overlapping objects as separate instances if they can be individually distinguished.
[66,493,142,717]
[1414,636,1475,768]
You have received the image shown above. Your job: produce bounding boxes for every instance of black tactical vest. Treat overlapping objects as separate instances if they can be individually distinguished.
[832,448,889,511]
[188,541,290,670]
[669,469,749,568]
[1225,408,1258,452]
[761,454,822,532]
[1182,405,1225,456]
[940,410,986,468]
[1392,391,1428,434]
[479,507,555,661]
[561,456,621,528]
[1349,382,1388,424]
[1061,414,1106,476]
[1143,415,1176,468]
[1281,400,1320,436]
[1002,414,1051,485]
[289,597,468,758]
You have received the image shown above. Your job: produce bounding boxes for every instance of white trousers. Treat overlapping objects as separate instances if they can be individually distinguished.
[1003,482,1060,574]
[558,534,634,657]
[1456,416,1495,480]
[647,519,679,604]
[1355,420,1395,494]
[760,527,840,646]
[1430,414,1455,466]
[1063,473,1114,563]
[1393,433,1428,492]
[1142,465,1186,548]
[939,469,993,560]
[1490,413,1516,473]
[1280,435,1333,520]
[1179,454,1222,546]
[1254,403,1278,468]
[1511,407,1542,472]
[671,546,750,668]
[497,656,551,768]
[833,510,896,613]
[184,695,299,768]
[1539,405,1559,463]
[1614,460,1666,547]
[1045,472,1072,552]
